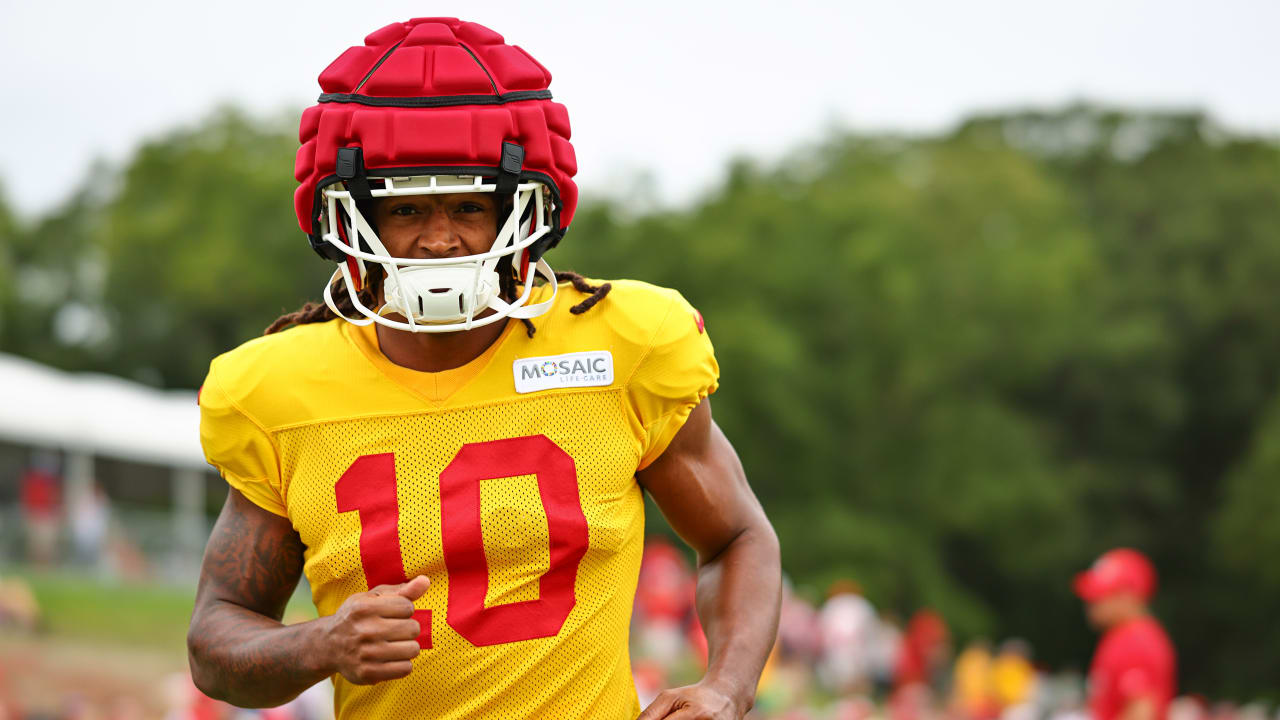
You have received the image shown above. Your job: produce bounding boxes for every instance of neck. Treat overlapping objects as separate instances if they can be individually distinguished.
[375,317,510,372]
[1107,605,1150,630]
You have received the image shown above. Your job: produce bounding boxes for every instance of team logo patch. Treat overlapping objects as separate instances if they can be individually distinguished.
[513,351,614,394]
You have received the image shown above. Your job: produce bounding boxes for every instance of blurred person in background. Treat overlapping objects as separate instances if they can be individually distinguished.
[816,580,876,695]
[633,539,697,667]
[868,611,904,700]
[753,581,821,717]
[630,540,703,704]
[951,639,996,720]
[1074,548,1176,720]
[68,481,110,570]
[1166,696,1208,720]
[992,640,1036,708]
[889,611,949,720]
[895,610,951,691]
[1044,672,1091,720]
[775,578,821,666]
[991,640,1037,720]
[19,455,61,567]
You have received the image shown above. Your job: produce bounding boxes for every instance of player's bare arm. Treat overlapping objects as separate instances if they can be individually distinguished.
[187,489,427,707]
[636,398,782,720]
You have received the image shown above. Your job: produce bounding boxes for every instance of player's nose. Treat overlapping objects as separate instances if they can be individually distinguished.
[416,208,461,258]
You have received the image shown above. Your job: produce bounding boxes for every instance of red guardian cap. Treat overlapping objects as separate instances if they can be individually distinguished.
[1073,548,1157,603]
[294,17,578,246]
[292,18,580,334]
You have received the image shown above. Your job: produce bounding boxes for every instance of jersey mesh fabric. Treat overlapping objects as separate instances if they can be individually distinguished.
[280,392,643,720]
[198,279,718,720]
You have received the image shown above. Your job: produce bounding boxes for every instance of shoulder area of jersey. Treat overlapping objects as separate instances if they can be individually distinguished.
[542,276,706,346]
[200,277,705,393]
[203,318,353,392]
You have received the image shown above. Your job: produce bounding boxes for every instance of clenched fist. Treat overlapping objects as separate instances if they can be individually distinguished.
[320,575,429,685]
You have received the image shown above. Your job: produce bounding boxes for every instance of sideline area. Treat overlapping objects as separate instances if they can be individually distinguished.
[0,568,318,717]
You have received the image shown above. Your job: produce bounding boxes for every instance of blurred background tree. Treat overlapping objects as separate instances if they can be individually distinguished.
[4,103,1278,699]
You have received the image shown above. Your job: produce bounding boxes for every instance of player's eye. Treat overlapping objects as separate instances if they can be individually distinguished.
[389,204,419,216]
[456,202,486,214]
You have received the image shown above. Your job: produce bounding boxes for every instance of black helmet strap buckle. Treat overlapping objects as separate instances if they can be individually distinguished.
[495,142,525,197]
[336,146,373,203]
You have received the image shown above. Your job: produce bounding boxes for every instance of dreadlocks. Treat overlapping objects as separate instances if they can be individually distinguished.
[263,268,381,335]
[524,271,612,337]
[263,267,610,337]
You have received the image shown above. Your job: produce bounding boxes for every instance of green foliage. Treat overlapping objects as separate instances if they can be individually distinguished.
[7,104,1280,697]
[97,107,327,386]
[0,108,329,385]
[0,170,111,371]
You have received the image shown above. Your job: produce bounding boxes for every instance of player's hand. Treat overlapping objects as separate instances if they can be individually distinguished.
[637,681,746,720]
[320,575,429,685]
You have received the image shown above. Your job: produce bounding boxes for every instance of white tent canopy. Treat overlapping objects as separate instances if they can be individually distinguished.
[0,352,204,469]
[0,353,211,576]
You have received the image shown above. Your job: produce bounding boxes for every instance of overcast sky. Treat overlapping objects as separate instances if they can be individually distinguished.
[4,0,1279,218]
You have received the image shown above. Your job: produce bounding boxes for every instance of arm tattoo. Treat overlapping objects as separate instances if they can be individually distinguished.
[188,490,327,708]
[202,491,303,619]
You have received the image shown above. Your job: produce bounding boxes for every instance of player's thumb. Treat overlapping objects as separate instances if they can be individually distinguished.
[394,575,430,600]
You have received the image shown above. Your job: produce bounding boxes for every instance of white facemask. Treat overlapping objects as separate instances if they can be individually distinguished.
[318,174,558,332]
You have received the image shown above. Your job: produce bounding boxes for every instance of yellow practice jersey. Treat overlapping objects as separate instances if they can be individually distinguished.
[198,279,718,720]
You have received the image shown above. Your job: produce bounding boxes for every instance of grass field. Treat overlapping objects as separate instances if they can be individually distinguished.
[20,570,198,651]
[0,567,318,716]
[10,567,317,648]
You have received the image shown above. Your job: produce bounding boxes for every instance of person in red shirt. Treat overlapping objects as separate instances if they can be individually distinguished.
[1074,548,1177,720]
[20,465,62,567]
[894,609,950,689]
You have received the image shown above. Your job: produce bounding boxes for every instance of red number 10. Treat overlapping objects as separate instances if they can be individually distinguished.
[335,435,589,649]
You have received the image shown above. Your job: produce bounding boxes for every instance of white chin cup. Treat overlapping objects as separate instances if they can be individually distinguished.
[382,266,502,324]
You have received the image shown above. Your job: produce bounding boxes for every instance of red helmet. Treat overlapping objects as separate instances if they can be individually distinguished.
[293,18,579,332]
[1073,548,1157,602]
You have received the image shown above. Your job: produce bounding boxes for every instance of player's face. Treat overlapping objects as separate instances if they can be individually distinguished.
[371,192,499,260]
[1085,593,1140,629]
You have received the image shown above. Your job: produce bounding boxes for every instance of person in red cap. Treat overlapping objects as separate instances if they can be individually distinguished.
[1074,548,1177,720]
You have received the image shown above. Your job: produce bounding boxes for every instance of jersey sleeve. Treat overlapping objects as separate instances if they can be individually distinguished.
[628,290,719,469]
[198,358,287,517]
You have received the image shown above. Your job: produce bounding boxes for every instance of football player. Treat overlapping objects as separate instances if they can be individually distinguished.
[186,17,781,720]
